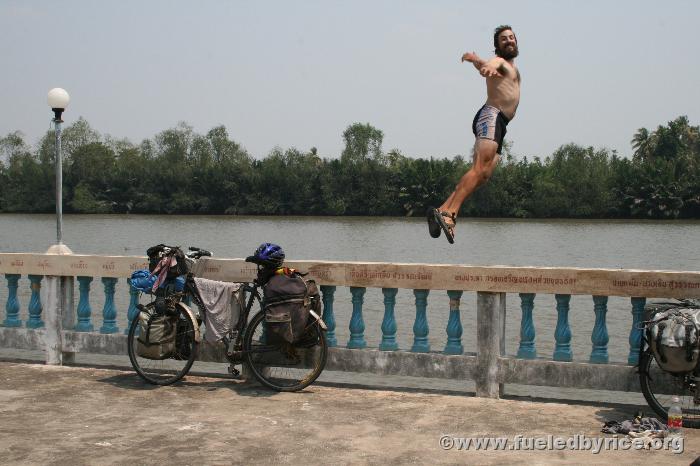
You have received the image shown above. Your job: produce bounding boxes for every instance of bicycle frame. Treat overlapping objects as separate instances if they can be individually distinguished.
[222,282,263,362]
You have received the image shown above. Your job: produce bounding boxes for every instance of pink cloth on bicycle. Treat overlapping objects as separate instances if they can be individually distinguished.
[150,255,178,293]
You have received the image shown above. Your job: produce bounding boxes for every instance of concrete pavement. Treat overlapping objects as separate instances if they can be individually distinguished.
[0,361,699,465]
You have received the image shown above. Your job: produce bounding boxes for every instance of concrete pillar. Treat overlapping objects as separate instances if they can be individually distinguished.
[44,276,62,365]
[476,291,506,398]
[44,244,74,365]
[499,292,506,397]
[61,276,75,363]
[43,275,74,364]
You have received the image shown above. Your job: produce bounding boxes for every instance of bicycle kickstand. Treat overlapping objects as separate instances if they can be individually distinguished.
[228,364,241,379]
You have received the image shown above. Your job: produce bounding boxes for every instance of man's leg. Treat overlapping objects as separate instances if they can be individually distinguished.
[438,139,500,223]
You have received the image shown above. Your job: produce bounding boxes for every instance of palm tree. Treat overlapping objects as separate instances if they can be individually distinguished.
[631,127,653,161]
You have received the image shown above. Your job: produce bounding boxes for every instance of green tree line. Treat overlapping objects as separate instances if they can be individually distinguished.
[0,117,698,218]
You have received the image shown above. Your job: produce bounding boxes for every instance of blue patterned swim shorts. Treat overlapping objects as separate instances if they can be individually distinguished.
[471,104,510,154]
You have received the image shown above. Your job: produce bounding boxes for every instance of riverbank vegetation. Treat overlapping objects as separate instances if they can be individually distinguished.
[0,117,698,218]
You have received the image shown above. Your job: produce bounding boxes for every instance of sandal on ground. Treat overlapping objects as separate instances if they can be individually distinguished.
[426,208,442,238]
[433,209,456,244]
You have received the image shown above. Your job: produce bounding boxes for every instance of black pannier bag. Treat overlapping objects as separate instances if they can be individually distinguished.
[262,273,320,344]
[136,311,177,360]
[147,244,189,278]
[644,301,700,374]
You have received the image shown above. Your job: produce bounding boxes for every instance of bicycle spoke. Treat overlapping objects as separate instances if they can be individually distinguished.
[640,349,700,427]
[244,310,327,391]
[128,308,198,386]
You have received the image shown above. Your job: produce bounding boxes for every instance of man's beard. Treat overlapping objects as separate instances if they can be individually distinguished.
[497,44,519,59]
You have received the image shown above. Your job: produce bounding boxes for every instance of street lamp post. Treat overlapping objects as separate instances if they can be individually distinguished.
[47,88,70,249]
[45,88,74,366]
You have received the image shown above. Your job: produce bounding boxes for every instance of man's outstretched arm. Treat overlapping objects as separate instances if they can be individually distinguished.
[462,52,508,78]
[478,56,508,77]
[461,51,486,71]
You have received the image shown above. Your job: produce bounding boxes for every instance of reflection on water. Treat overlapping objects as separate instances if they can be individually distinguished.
[1,214,699,399]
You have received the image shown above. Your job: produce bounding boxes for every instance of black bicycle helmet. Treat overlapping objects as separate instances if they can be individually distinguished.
[246,243,285,268]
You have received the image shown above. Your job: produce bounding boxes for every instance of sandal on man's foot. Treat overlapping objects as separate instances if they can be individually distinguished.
[433,210,456,244]
[426,207,442,238]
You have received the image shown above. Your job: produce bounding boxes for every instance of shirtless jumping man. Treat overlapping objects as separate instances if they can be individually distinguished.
[428,25,521,243]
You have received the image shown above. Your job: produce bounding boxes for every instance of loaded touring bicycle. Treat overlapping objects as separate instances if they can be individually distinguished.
[128,243,328,392]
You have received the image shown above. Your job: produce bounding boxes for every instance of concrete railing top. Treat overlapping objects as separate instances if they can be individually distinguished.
[2,252,700,298]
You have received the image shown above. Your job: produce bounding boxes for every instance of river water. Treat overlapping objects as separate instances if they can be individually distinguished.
[2,214,699,399]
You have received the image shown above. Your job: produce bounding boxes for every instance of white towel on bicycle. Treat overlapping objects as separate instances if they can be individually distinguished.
[194,278,242,342]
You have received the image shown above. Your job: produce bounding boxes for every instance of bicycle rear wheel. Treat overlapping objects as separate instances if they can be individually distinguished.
[639,348,700,428]
[243,310,327,392]
[127,307,198,385]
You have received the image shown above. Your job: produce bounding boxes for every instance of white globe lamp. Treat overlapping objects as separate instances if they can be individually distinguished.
[47,88,70,121]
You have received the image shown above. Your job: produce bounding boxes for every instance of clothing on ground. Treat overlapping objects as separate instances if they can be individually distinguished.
[601,417,667,435]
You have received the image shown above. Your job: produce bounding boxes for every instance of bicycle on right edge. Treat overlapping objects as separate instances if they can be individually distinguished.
[127,244,328,392]
[638,300,700,428]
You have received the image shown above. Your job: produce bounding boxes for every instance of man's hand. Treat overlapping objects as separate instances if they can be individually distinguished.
[479,57,506,78]
[461,51,479,63]
[479,65,502,78]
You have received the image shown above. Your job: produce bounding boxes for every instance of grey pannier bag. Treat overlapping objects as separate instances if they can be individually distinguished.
[262,273,320,344]
[136,312,177,359]
[646,307,700,374]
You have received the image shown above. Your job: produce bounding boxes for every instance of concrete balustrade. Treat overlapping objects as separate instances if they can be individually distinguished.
[2,252,700,399]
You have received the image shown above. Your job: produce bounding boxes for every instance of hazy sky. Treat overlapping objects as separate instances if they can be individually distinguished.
[2,0,698,160]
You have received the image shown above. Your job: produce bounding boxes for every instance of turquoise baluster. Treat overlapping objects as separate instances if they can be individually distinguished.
[100,277,119,334]
[411,289,430,353]
[3,274,22,327]
[75,276,94,332]
[347,287,366,349]
[444,290,464,355]
[26,275,44,329]
[553,294,572,361]
[125,278,140,335]
[628,297,646,365]
[379,288,399,351]
[320,285,337,347]
[590,295,609,364]
[517,293,537,359]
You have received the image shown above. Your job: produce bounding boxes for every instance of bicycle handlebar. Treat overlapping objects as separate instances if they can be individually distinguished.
[186,247,212,259]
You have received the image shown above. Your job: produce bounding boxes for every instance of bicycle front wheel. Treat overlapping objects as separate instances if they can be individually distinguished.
[127,308,199,386]
[243,310,327,392]
[639,348,700,428]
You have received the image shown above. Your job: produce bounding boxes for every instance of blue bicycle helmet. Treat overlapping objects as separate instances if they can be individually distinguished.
[246,243,285,268]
